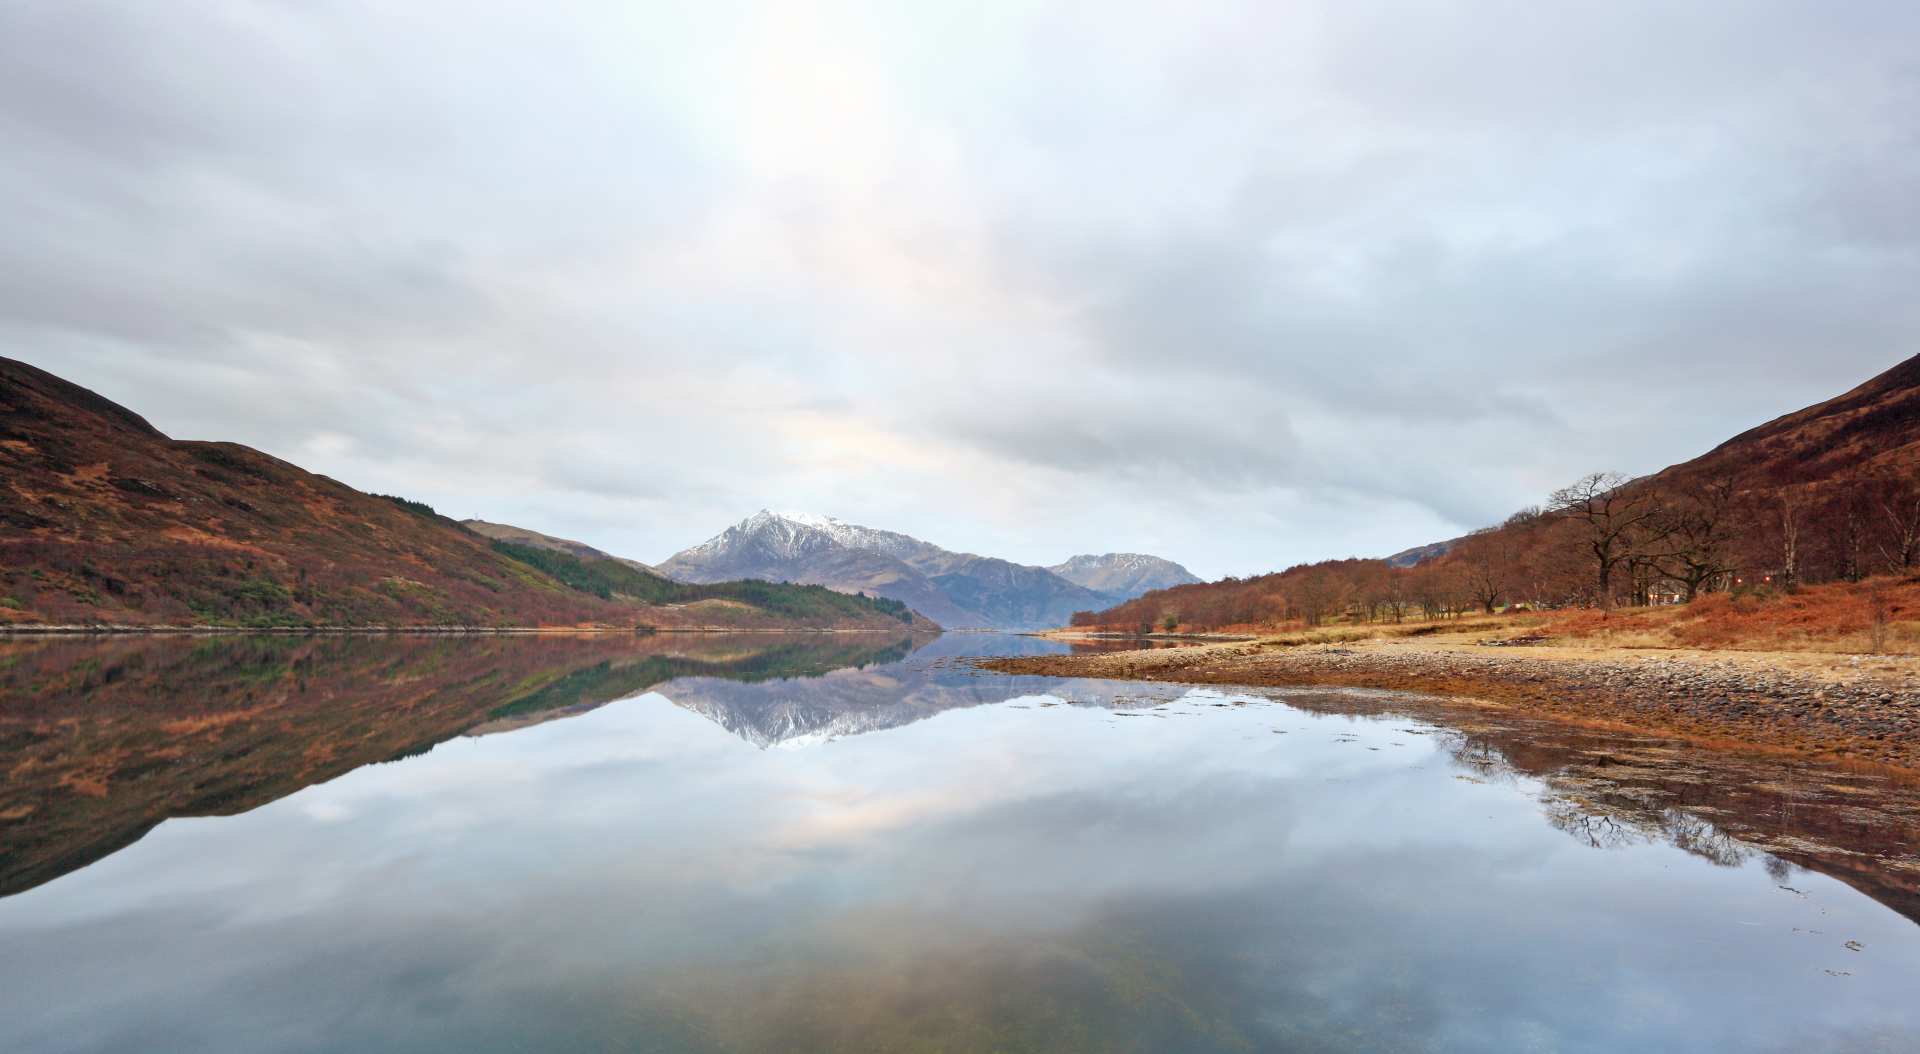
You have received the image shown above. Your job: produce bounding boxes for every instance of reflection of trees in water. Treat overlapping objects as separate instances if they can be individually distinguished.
[1658,808,1753,868]
[1441,725,1760,863]
[0,631,921,897]
[1441,733,1524,787]
[1541,802,1755,867]
[1361,710,1904,917]
[1546,806,1637,852]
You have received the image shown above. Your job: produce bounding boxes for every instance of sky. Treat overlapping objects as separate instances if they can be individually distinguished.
[4,1,1917,580]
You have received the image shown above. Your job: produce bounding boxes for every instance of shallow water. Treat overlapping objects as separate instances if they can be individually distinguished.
[1,631,1917,1053]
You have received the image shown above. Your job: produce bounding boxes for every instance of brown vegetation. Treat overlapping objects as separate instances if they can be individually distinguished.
[0,631,919,895]
[1077,354,1920,647]
[0,358,931,632]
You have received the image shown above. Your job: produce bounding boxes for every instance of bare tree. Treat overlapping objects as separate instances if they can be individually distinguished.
[1381,572,1411,623]
[1550,472,1665,610]
[1455,529,1508,614]
[1655,476,1741,601]
[1627,552,1660,607]
[1873,474,1920,573]
[1868,582,1891,655]
[1293,567,1342,627]
[1776,492,1804,589]
[1824,483,1869,583]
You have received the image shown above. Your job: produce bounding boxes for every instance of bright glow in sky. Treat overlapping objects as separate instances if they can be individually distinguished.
[6,2,1916,577]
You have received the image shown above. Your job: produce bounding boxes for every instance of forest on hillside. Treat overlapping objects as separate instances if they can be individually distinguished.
[1080,469,1920,634]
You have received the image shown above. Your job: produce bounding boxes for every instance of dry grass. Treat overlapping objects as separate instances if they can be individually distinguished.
[1189,576,1920,657]
[1228,613,1531,647]
[1544,575,1920,655]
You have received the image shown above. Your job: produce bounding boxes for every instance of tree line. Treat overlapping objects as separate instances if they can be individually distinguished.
[1075,468,1920,633]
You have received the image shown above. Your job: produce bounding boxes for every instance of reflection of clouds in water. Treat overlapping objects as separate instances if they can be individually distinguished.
[3,688,1919,1053]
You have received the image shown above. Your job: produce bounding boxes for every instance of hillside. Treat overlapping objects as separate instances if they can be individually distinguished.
[660,510,1131,630]
[1660,355,1920,489]
[1383,539,1457,568]
[1080,354,1920,633]
[0,358,931,632]
[462,519,662,576]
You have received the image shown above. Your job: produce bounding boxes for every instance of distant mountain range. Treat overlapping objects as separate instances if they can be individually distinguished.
[658,510,1199,631]
[1047,552,1202,595]
[0,357,1195,631]
[0,358,928,632]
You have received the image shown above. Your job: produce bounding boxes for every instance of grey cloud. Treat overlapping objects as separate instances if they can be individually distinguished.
[3,1,1918,578]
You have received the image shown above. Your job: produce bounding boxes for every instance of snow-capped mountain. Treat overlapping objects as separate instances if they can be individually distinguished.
[659,510,1182,630]
[1047,553,1202,599]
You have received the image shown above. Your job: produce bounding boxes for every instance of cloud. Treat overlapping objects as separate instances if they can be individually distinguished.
[4,1,1917,577]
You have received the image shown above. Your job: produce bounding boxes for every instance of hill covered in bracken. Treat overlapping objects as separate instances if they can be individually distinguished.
[1667,355,1920,488]
[0,358,930,631]
[1081,354,1920,637]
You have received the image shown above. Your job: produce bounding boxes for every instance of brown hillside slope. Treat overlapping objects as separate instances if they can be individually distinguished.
[1084,355,1920,633]
[0,358,924,631]
[1663,354,1920,488]
[462,518,663,576]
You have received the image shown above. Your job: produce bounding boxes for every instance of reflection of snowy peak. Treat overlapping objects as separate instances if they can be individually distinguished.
[655,635,1137,748]
[663,676,947,749]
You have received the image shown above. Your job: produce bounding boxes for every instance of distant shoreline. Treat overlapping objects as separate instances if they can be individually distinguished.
[1024,629,1258,643]
[0,624,934,637]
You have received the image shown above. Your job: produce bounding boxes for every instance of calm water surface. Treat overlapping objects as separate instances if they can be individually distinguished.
[1,631,1917,1052]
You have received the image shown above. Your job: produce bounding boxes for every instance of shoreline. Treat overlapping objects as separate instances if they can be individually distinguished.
[0,624,935,637]
[981,638,1920,776]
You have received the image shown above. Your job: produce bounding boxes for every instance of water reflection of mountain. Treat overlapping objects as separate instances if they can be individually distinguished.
[657,633,1145,748]
[466,635,921,735]
[6,632,1917,932]
[0,631,923,897]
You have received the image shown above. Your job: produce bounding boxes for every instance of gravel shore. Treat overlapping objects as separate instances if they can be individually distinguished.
[981,639,1920,773]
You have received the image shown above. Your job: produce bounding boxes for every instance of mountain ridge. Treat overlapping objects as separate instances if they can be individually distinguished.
[461,519,663,576]
[1048,552,1202,595]
[660,511,1192,630]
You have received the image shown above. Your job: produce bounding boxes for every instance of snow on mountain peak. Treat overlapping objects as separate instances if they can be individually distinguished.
[774,510,840,529]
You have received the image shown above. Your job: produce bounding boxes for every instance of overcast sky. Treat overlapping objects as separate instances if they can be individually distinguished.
[5,2,1917,578]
